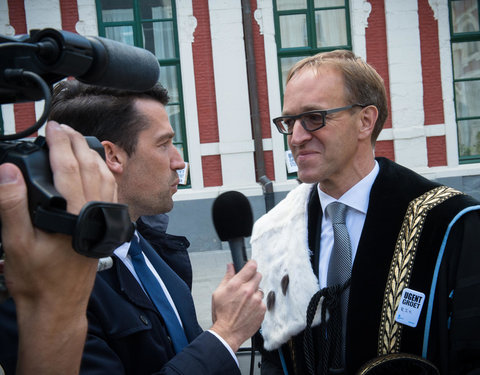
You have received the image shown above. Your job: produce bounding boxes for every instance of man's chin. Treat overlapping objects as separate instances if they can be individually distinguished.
[296,171,318,184]
[162,199,174,213]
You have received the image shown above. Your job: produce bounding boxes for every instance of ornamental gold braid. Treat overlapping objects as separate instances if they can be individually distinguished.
[288,338,299,375]
[377,186,462,356]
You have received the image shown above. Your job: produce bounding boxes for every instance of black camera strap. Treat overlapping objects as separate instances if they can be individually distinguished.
[33,202,135,258]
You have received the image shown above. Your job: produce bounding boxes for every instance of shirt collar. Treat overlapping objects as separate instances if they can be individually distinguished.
[114,231,139,260]
[318,160,379,215]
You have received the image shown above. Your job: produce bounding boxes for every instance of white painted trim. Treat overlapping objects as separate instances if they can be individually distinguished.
[1,105,15,135]
[424,124,447,137]
[25,0,61,31]
[24,0,61,131]
[35,100,46,136]
[378,124,446,141]
[76,0,99,36]
[218,139,255,154]
[415,164,480,180]
[385,0,427,168]
[173,178,299,201]
[350,0,371,60]
[262,137,273,150]
[0,0,14,35]
[200,143,220,157]
[209,0,256,187]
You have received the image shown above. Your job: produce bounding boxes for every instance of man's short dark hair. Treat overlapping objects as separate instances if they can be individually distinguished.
[49,80,169,155]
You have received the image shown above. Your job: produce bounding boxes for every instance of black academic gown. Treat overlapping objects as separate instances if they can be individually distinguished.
[258,157,480,375]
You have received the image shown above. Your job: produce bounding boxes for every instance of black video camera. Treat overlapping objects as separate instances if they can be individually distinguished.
[0,28,159,258]
[0,135,134,258]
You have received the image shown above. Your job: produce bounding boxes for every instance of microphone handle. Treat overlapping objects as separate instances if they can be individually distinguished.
[228,237,248,273]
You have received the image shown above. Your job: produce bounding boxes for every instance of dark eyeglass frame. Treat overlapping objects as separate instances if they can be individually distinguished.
[272,104,369,135]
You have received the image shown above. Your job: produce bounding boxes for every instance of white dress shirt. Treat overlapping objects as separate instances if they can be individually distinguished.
[317,161,379,288]
[114,234,184,326]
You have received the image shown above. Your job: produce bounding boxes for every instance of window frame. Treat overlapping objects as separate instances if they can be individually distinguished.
[95,0,190,183]
[449,0,480,163]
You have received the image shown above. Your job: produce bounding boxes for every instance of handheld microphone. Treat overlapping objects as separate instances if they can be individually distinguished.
[212,191,253,273]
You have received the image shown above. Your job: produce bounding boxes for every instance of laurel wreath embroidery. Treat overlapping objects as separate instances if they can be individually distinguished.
[377,186,462,356]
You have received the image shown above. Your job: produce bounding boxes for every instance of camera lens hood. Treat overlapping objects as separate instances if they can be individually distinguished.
[34,201,135,258]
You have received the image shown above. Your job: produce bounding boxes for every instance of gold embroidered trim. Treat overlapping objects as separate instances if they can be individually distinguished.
[377,186,462,356]
[288,338,298,375]
[357,353,440,375]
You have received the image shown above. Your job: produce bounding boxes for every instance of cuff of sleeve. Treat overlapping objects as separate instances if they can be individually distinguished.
[207,329,239,368]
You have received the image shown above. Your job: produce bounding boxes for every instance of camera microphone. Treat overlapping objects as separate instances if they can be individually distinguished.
[0,28,160,104]
[34,29,160,92]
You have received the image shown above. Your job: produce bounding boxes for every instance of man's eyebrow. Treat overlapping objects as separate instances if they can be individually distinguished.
[156,132,175,142]
[282,106,324,116]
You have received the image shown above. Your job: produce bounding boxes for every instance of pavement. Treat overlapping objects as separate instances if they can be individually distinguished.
[189,249,261,375]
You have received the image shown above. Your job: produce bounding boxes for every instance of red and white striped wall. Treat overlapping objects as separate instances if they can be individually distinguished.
[2,0,478,203]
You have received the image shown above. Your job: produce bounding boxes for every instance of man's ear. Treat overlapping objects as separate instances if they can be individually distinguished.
[358,105,378,141]
[101,140,126,174]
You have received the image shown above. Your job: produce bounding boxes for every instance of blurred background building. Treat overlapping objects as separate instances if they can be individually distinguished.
[2,0,480,250]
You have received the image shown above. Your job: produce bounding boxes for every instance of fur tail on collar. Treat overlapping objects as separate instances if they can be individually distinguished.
[251,183,324,350]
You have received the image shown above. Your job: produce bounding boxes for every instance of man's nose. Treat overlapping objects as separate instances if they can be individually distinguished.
[289,119,311,146]
[171,145,186,170]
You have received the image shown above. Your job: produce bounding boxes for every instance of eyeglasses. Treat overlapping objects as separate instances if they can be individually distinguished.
[272,104,368,135]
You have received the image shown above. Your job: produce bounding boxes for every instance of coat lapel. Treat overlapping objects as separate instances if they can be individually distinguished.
[113,255,157,312]
[138,234,202,342]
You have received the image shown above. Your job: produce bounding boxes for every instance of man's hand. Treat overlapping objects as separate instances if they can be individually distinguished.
[0,121,117,375]
[210,260,266,352]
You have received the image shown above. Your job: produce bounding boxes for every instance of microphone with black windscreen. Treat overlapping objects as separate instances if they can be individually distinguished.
[212,191,253,273]
[0,28,160,104]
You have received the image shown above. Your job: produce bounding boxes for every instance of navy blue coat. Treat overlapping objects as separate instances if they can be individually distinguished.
[0,226,240,375]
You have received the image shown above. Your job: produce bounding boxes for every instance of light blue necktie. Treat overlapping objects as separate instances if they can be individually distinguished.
[327,202,352,288]
[326,201,352,368]
[128,236,188,353]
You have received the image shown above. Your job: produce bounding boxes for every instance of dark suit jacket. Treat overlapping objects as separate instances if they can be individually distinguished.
[0,226,240,375]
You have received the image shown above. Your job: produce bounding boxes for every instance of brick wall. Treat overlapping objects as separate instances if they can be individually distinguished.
[192,2,223,187]
[375,140,395,160]
[7,0,27,34]
[8,0,36,134]
[201,155,223,187]
[427,136,448,167]
[251,0,275,181]
[193,2,218,145]
[59,0,79,32]
[366,0,394,160]
[419,0,447,166]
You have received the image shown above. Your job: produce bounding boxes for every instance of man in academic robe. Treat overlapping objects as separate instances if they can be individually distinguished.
[251,50,480,375]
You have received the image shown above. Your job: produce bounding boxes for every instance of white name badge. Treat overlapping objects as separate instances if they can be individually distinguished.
[395,288,425,328]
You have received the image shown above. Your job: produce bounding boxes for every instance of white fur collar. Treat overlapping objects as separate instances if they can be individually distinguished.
[251,183,324,351]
